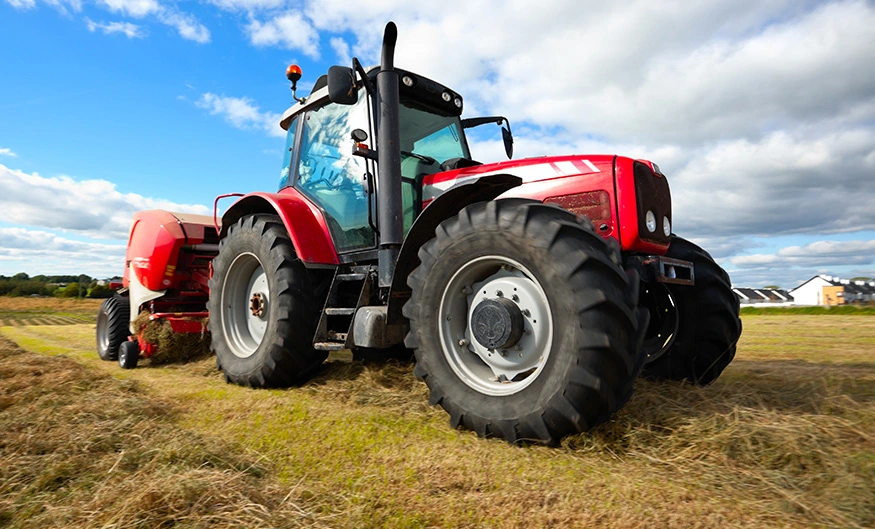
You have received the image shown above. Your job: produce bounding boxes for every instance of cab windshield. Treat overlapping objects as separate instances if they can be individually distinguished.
[398,100,469,234]
[399,100,469,164]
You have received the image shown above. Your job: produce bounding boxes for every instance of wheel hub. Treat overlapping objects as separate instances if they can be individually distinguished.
[470,297,524,350]
[250,292,266,318]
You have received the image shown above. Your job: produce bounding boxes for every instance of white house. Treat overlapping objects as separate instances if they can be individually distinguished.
[789,275,875,306]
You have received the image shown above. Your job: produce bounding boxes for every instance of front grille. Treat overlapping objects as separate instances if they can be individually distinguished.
[634,162,671,245]
[546,190,612,228]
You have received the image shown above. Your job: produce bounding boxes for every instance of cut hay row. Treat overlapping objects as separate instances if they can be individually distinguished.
[0,315,93,327]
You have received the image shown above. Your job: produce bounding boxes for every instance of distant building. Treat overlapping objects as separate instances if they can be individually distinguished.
[789,275,875,306]
[733,287,794,306]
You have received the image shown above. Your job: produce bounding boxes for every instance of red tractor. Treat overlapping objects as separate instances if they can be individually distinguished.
[96,23,741,444]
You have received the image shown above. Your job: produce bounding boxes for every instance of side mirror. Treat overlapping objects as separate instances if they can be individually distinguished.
[461,116,514,159]
[327,66,358,105]
[501,124,514,159]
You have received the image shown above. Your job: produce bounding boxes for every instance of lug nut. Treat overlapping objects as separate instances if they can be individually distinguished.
[458,339,468,346]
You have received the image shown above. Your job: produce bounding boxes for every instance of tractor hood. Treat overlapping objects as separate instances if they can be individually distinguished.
[422,154,617,203]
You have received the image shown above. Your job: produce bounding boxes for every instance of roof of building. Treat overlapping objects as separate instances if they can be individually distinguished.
[790,275,875,295]
[733,288,793,302]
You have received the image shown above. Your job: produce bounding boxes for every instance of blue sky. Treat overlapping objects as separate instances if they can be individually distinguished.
[1,0,874,289]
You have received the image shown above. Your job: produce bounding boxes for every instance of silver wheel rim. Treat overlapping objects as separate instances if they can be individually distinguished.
[220,252,269,359]
[438,255,553,396]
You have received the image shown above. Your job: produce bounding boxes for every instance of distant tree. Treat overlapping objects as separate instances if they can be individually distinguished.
[87,284,113,298]
[12,272,29,281]
[851,277,872,281]
[56,283,80,298]
[10,280,48,296]
[763,285,780,289]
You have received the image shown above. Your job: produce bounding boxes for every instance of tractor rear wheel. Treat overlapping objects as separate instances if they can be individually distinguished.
[96,295,130,361]
[404,199,642,444]
[642,236,741,385]
[208,214,326,387]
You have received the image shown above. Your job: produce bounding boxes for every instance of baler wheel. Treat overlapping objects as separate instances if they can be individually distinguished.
[118,341,139,369]
[96,295,130,361]
[209,214,326,387]
[641,236,741,385]
[404,199,642,444]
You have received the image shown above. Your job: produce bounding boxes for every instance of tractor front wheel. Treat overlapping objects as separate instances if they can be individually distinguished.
[642,236,741,385]
[404,199,641,444]
[208,214,325,387]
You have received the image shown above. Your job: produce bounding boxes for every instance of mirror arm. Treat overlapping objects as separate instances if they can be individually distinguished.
[352,58,373,95]
[461,116,507,129]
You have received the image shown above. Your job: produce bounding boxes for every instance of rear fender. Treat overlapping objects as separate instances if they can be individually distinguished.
[386,174,522,324]
[221,189,340,266]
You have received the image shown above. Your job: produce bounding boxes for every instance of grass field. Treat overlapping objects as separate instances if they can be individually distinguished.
[0,299,873,528]
[0,297,102,327]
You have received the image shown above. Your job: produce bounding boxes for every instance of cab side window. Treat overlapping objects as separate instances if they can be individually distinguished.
[278,116,298,190]
[295,96,375,252]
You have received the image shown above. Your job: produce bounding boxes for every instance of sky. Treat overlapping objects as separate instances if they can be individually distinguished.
[1,0,874,289]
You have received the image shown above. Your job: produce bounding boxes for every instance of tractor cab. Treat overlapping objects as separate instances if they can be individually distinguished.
[276,65,503,251]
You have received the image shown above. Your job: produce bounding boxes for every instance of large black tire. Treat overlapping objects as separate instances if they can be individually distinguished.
[642,236,742,385]
[208,214,326,387]
[96,295,130,361]
[404,199,642,444]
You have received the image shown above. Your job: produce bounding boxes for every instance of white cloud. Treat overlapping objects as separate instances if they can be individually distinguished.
[245,12,320,58]
[96,0,209,42]
[205,0,283,11]
[732,240,875,268]
[85,18,143,38]
[98,0,161,18]
[98,0,159,17]
[0,148,17,158]
[670,127,875,238]
[6,0,81,12]
[0,227,126,277]
[5,0,37,8]
[0,163,209,240]
[298,1,874,146]
[330,36,350,65]
[158,10,210,43]
[196,93,285,138]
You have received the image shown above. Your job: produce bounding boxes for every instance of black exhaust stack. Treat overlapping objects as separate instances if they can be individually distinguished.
[376,22,403,289]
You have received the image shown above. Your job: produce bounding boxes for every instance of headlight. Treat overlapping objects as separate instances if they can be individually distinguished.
[454,97,462,108]
[663,216,671,237]
[442,91,452,102]
[645,210,657,232]
[402,75,414,87]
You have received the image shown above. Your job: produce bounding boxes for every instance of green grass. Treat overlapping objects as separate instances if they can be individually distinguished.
[741,305,875,315]
[1,313,873,528]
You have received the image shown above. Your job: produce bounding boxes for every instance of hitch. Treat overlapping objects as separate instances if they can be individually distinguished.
[628,256,695,286]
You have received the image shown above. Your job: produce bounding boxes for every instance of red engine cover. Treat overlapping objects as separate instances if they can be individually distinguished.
[423,154,669,254]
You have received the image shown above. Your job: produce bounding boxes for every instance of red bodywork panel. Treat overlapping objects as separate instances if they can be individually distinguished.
[423,154,670,255]
[221,188,340,266]
[123,210,218,292]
